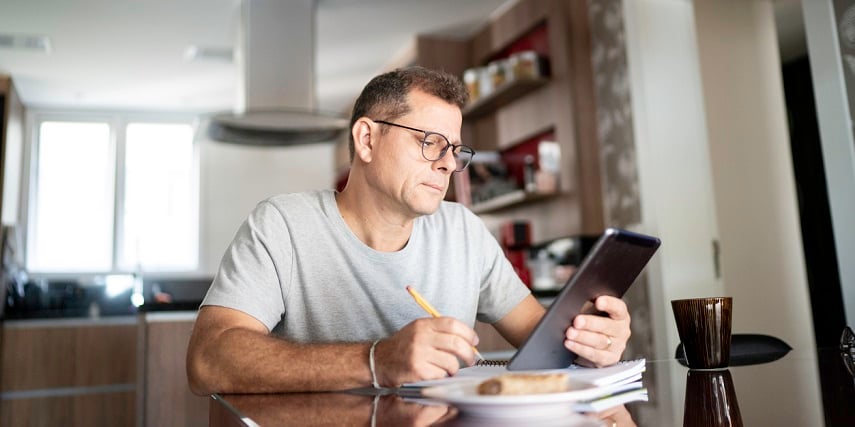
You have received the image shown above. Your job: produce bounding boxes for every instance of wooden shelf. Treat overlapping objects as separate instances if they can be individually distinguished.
[416,0,608,234]
[462,76,549,120]
[470,189,561,214]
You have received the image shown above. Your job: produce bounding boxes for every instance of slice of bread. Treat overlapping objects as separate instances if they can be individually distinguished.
[477,373,570,395]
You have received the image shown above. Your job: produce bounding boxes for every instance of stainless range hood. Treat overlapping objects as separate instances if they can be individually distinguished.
[207,0,347,146]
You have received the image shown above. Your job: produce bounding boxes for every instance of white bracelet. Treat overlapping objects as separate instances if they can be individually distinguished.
[369,339,381,389]
[371,394,380,427]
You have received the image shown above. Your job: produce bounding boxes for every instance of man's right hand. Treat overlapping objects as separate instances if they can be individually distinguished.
[373,317,480,387]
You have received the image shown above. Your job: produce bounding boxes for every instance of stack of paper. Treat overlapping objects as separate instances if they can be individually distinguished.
[399,358,648,413]
[573,380,647,413]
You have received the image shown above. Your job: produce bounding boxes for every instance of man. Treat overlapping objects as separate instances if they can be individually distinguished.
[187,66,631,395]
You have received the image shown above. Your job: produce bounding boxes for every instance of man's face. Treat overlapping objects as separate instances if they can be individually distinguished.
[367,89,463,218]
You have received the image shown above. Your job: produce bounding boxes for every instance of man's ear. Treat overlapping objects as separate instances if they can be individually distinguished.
[351,118,375,163]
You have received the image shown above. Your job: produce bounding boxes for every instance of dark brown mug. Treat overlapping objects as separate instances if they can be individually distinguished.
[671,297,733,369]
[683,369,743,427]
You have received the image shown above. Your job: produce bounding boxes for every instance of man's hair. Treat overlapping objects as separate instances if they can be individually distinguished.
[348,66,469,162]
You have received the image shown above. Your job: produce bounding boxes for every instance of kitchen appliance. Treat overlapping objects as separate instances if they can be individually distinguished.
[207,0,347,146]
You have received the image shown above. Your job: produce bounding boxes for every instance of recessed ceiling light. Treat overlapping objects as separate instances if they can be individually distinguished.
[0,33,51,53]
[184,45,233,63]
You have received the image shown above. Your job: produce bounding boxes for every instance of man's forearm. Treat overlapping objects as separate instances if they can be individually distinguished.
[187,327,373,394]
[493,295,546,347]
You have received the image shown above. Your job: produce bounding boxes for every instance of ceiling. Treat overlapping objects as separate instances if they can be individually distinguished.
[0,0,510,114]
[0,0,808,115]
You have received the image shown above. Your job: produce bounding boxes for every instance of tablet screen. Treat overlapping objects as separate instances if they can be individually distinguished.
[507,228,660,370]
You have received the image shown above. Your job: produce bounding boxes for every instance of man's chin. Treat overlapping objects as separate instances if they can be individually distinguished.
[411,200,443,216]
[414,206,440,216]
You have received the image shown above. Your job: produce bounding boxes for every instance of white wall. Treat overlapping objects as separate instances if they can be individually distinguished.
[197,124,336,274]
[625,0,822,424]
[623,0,722,360]
[694,0,815,353]
[692,1,821,421]
[623,0,721,422]
[626,0,819,357]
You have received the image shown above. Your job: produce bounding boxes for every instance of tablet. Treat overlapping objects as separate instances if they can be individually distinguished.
[506,228,661,370]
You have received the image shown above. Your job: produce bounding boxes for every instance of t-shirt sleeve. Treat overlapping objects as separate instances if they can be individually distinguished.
[201,201,292,331]
[469,211,531,324]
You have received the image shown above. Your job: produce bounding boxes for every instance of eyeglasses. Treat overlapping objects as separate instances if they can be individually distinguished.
[843,326,854,354]
[372,119,475,172]
[842,326,855,378]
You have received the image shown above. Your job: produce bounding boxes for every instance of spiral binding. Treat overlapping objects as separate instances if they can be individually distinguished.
[475,359,509,367]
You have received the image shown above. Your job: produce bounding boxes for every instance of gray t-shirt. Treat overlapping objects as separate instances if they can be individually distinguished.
[202,189,530,343]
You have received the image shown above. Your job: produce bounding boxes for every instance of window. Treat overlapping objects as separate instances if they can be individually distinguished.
[121,123,197,271]
[29,121,114,272]
[27,117,198,274]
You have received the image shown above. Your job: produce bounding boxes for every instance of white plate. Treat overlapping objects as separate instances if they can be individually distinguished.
[421,379,604,419]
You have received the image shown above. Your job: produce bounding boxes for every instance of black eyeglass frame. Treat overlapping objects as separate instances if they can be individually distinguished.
[842,326,854,354]
[372,119,475,172]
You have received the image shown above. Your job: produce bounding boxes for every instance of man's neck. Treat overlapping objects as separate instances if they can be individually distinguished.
[335,188,415,252]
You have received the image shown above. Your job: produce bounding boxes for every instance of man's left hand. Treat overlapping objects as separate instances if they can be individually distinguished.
[563,295,630,367]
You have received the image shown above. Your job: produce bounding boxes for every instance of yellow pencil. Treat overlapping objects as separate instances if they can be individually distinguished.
[406,285,485,361]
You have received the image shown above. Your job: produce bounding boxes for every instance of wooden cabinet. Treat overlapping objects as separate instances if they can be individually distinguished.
[0,318,139,426]
[0,313,207,427]
[462,77,550,120]
[415,0,606,242]
[140,312,207,427]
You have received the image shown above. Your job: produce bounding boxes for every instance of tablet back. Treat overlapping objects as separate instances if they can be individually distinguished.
[507,228,660,370]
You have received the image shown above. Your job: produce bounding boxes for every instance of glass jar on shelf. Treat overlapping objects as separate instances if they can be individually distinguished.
[487,60,507,90]
[478,66,494,99]
[512,50,542,79]
[463,68,480,102]
[505,55,519,82]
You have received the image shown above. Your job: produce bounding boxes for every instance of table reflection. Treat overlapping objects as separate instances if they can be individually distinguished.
[629,348,855,426]
[213,390,640,427]
[683,369,742,427]
[436,405,636,427]
[211,348,855,426]
[842,352,855,378]
[215,392,455,426]
[592,405,638,427]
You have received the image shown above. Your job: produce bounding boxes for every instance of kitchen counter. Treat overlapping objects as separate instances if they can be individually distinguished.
[2,276,210,321]
[2,310,199,326]
[1,300,203,321]
[1,314,138,327]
